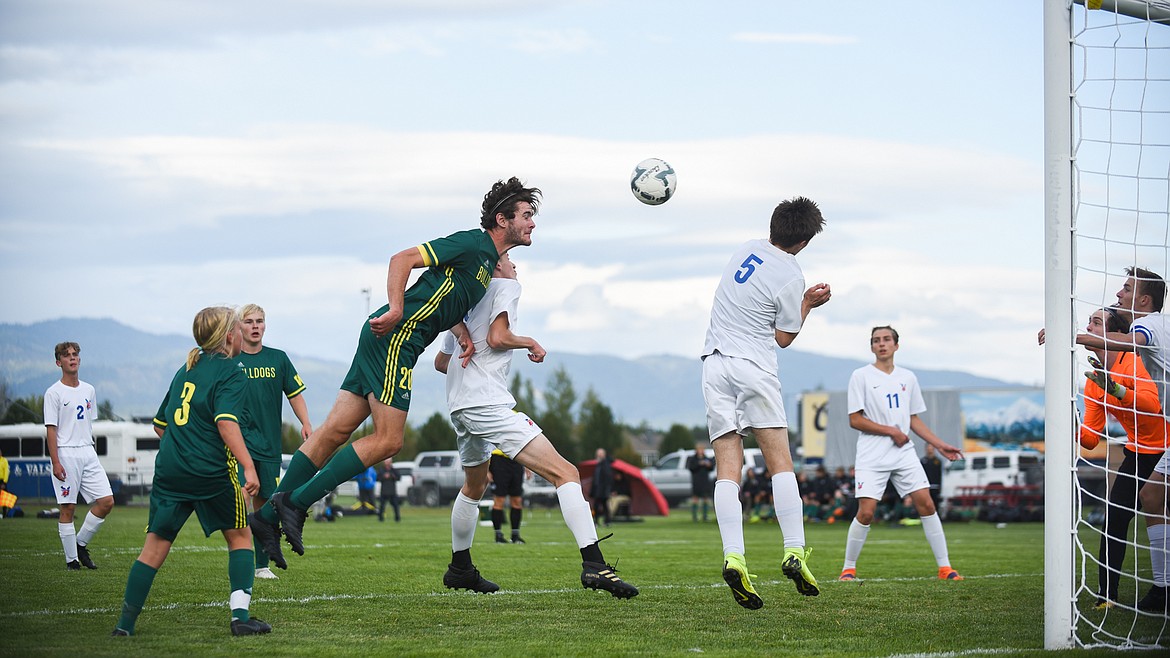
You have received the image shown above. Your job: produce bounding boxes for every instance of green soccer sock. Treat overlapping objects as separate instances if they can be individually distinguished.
[691,502,698,521]
[290,444,366,511]
[228,548,254,622]
[258,451,321,524]
[117,560,158,634]
[252,532,269,569]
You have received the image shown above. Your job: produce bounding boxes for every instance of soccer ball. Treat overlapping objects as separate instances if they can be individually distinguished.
[630,157,676,205]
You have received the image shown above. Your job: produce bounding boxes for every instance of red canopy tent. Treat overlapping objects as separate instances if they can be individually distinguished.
[578,458,670,517]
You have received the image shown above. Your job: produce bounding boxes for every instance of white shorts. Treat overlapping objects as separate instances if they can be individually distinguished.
[451,406,543,468]
[53,445,113,505]
[853,451,931,500]
[1155,450,1170,477]
[702,352,787,441]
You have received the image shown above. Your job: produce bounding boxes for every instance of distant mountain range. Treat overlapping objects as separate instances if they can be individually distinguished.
[0,318,1024,429]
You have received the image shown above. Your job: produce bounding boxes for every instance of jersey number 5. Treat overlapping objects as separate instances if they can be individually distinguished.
[735,254,763,284]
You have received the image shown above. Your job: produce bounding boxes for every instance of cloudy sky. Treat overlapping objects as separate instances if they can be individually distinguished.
[1,1,1050,385]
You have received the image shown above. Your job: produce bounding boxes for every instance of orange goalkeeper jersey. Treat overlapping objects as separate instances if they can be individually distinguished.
[1080,351,1169,453]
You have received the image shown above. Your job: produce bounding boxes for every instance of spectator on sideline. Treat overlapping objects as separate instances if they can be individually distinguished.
[377,458,401,522]
[921,445,944,510]
[686,443,714,522]
[591,448,614,527]
[488,450,526,543]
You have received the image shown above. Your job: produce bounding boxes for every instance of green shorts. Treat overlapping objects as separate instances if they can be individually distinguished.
[238,459,282,500]
[340,321,428,412]
[147,482,248,541]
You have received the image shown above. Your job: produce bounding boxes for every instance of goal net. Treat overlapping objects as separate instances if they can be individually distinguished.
[1045,0,1170,650]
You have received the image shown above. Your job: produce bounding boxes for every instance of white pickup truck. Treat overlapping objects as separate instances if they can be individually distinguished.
[642,448,765,507]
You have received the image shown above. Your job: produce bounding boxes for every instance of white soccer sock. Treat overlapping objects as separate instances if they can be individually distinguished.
[1147,523,1169,587]
[772,472,805,550]
[714,479,745,557]
[58,522,78,562]
[450,493,480,553]
[920,513,951,568]
[555,482,598,548]
[77,510,106,547]
[843,518,871,569]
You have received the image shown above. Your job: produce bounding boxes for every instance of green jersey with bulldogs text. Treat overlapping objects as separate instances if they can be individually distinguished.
[152,353,249,500]
[237,346,306,461]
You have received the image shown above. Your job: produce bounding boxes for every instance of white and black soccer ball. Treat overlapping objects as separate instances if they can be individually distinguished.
[630,157,676,206]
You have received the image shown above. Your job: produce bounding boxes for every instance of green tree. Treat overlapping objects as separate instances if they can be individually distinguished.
[536,366,578,462]
[416,412,456,453]
[659,423,699,455]
[281,423,304,455]
[97,399,118,421]
[509,373,538,419]
[1,394,44,425]
[578,389,622,458]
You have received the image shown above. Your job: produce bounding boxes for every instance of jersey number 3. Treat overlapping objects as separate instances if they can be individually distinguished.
[173,382,197,426]
[735,254,764,284]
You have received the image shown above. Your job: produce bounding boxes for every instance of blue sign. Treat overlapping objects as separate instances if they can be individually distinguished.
[7,459,56,499]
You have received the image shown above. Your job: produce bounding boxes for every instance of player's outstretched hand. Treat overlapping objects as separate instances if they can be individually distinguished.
[1085,355,1126,399]
[528,340,546,363]
[939,444,964,462]
[369,308,403,338]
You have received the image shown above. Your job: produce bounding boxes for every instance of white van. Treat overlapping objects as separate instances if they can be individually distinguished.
[0,421,159,502]
[941,450,1043,501]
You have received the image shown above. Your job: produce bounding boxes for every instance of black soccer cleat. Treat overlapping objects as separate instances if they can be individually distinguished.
[443,564,500,593]
[1137,585,1168,614]
[270,492,307,556]
[511,534,526,544]
[495,532,508,544]
[230,617,273,636]
[66,559,81,571]
[248,512,287,570]
[77,544,98,570]
[581,561,639,599]
[111,628,131,637]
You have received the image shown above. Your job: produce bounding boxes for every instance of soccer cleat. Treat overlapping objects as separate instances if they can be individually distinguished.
[230,618,273,636]
[270,492,307,556]
[581,561,639,599]
[722,552,763,610]
[511,534,526,544]
[248,512,287,570]
[254,567,279,580]
[111,628,131,637]
[781,547,820,597]
[443,564,500,593]
[838,568,858,582]
[66,560,81,571]
[938,567,964,581]
[495,532,508,544]
[77,544,98,570]
[1137,585,1168,613]
[1094,599,1114,611]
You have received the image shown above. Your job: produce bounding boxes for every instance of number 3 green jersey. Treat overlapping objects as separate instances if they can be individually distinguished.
[237,346,306,462]
[152,353,249,500]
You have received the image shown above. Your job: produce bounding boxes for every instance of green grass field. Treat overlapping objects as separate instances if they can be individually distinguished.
[0,500,1160,657]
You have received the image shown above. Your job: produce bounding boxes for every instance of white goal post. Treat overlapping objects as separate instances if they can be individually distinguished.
[1045,0,1169,650]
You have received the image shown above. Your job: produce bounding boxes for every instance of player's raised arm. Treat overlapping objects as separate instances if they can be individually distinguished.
[486,312,545,363]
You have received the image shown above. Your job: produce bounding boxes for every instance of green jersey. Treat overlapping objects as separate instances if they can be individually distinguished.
[343,228,499,409]
[237,346,306,461]
[152,352,249,500]
[390,228,499,343]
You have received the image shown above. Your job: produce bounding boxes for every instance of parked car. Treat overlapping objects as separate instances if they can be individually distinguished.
[642,448,765,507]
[407,450,464,507]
